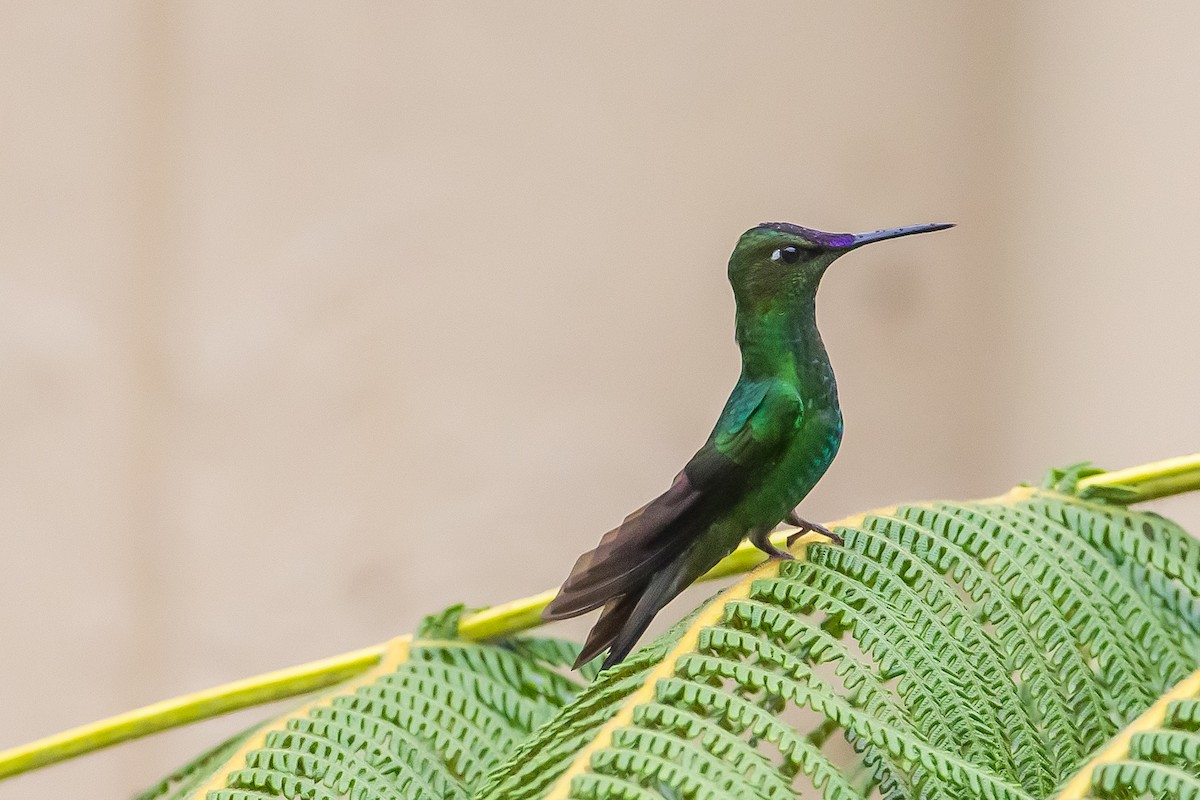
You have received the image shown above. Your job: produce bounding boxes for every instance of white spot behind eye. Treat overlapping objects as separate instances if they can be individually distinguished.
[771,248,783,261]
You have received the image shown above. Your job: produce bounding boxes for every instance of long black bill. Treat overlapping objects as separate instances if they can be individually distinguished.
[848,222,955,249]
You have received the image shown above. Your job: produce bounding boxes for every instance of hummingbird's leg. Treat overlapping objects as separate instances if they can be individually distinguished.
[749,526,794,560]
[786,510,834,536]
[785,510,843,546]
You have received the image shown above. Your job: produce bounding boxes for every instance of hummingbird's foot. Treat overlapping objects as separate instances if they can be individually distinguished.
[749,526,794,560]
[786,511,843,546]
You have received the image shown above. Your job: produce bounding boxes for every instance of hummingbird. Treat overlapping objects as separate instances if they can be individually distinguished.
[542,220,954,670]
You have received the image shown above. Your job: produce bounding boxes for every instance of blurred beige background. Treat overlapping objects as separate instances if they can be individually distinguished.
[2,3,1199,797]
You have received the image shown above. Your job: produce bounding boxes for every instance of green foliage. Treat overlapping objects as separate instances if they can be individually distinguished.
[140,483,1200,799]
[1089,698,1200,798]
[135,726,261,800]
[140,638,590,800]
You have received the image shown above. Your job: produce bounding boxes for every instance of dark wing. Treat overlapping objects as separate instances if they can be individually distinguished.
[542,380,803,631]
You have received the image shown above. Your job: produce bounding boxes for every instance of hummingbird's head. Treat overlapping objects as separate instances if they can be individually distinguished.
[728,221,954,310]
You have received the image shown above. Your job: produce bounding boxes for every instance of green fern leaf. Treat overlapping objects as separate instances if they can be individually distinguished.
[478,488,1200,800]
[108,471,1200,799]
[143,635,589,800]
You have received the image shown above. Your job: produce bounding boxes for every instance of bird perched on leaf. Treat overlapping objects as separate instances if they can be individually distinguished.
[542,220,954,670]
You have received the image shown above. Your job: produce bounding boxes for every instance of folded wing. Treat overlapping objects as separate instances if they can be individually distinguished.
[542,380,803,668]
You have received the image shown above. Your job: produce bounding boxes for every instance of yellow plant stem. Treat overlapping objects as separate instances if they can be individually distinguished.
[2,453,1197,783]
[0,645,383,781]
[1077,452,1200,503]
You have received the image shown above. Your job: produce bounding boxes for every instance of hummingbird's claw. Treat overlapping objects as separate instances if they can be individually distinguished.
[786,511,843,546]
[749,527,794,560]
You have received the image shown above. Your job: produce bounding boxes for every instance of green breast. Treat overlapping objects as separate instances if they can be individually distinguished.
[773,406,843,518]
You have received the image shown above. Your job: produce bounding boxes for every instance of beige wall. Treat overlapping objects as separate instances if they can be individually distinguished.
[2,3,1198,797]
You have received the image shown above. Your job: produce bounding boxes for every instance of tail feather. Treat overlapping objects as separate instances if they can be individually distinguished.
[572,592,640,668]
[597,562,688,669]
[566,558,691,670]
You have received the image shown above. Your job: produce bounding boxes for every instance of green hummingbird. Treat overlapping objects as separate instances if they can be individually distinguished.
[542,220,954,670]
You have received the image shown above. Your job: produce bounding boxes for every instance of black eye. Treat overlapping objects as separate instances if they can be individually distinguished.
[771,246,801,264]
